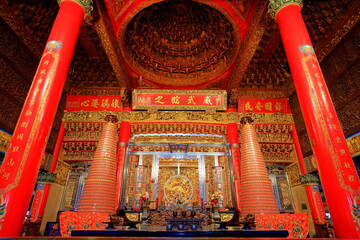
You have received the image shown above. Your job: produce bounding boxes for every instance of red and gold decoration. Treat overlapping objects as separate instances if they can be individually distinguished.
[0,0,89,236]
[77,115,118,214]
[227,116,242,211]
[132,89,227,111]
[238,98,291,114]
[121,0,238,88]
[239,117,279,215]
[29,183,50,223]
[63,110,294,125]
[0,129,11,154]
[269,0,360,237]
[292,124,327,227]
[300,174,326,225]
[347,132,360,157]
[256,213,309,238]
[66,96,123,111]
[28,123,65,224]
[59,211,109,236]
[115,121,131,210]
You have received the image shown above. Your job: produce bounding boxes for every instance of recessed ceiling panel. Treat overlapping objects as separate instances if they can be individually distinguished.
[122,0,238,87]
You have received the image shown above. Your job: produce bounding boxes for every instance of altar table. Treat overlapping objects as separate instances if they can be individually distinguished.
[71,226,289,238]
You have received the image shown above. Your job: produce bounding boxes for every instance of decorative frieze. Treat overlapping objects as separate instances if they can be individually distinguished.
[300,174,320,185]
[262,152,293,163]
[131,123,227,136]
[63,151,95,162]
[37,172,56,183]
[63,111,294,124]
[63,141,98,151]
[130,145,227,153]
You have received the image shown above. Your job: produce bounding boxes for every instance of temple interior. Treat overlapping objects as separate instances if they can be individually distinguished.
[0,0,359,238]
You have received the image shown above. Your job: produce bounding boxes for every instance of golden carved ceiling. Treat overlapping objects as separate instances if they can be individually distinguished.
[122,0,237,87]
[0,0,358,97]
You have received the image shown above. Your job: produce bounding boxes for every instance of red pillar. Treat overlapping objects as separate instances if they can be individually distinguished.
[269,1,360,238]
[115,121,131,210]
[0,1,90,236]
[28,122,65,223]
[49,122,66,173]
[292,124,326,225]
[226,108,242,211]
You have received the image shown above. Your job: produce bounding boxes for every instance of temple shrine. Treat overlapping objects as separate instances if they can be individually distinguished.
[0,0,359,239]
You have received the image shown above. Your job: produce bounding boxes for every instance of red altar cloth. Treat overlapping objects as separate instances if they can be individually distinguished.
[59,211,110,236]
[255,213,309,238]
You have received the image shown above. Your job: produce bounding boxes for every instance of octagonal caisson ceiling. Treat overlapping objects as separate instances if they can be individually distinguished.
[122,0,239,88]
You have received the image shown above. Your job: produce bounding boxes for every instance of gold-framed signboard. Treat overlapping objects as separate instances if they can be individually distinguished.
[132,89,227,111]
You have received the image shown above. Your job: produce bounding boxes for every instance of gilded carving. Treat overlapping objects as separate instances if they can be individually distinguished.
[260,143,295,163]
[0,3,43,58]
[316,5,360,62]
[300,174,320,185]
[235,89,287,99]
[125,213,140,222]
[37,172,56,183]
[41,152,54,171]
[54,161,70,186]
[123,1,238,87]
[229,2,268,90]
[220,213,234,222]
[347,133,360,157]
[285,163,302,187]
[338,96,360,137]
[63,151,95,162]
[93,10,130,87]
[71,88,121,96]
[63,110,294,124]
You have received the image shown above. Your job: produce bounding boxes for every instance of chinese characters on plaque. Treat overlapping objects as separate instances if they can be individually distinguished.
[238,99,291,114]
[66,96,123,111]
[132,89,227,111]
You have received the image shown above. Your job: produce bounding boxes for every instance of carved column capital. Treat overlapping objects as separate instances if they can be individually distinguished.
[300,174,320,185]
[268,0,303,19]
[58,0,93,17]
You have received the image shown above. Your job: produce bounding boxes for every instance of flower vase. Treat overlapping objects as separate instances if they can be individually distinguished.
[213,206,220,222]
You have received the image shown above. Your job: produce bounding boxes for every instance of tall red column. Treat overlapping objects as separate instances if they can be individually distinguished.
[292,124,326,225]
[227,121,242,212]
[269,1,360,238]
[28,122,65,223]
[0,1,91,236]
[115,120,131,210]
